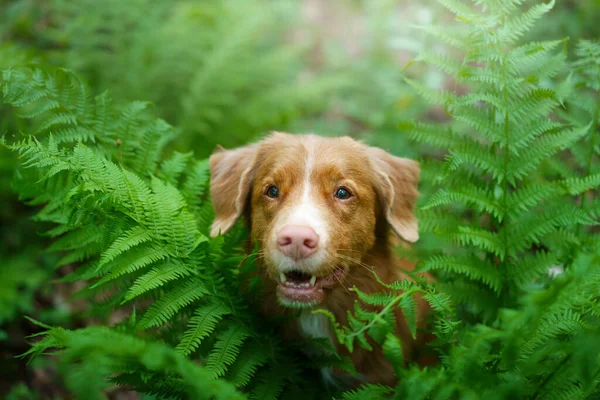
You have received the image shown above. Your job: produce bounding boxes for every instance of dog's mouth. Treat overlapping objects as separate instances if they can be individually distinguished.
[276,265,346,308]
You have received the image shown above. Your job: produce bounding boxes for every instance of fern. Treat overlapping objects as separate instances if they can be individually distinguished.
[29,0,346,155]
[400,0,598,318]
[227,342,270,388]
[337,384,394,400]
[98,226,154,267]
[555,39,600,256]
[206,324,251,378]
[320,1,600,399]
[2,65,337,399]
[176,302,231,356]
[136,278,209,329]
[21,321,245,400]
[3,2,600,399]
[124,259,194,303]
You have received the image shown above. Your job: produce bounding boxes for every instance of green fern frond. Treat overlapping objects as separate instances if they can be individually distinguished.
[422,291,454,315]
[506,252,559,288]
[560,173,600,196]
[507,125,590,182]
[507,39,566,72]
[507,206,595,254]
[436,0,479,22]
[124,259,193,303]
[447,227,504,258]
[382,333,404,376]
[398,121,462,148]
[507,182,558,218]
[46,225,104,253]
[519,311,586,360]
[249,364,287,400]
[131,119,176,176]
[403,77,456,107]
[354,290,397,307]
[206,323,251,378]
[338,384,394,400]
[98,225,153,267]
[138,278,208,329]
[177,302,231,356]
[423,185,503,220]
[416,52,463,76]
[93,244,171,287]
[400,295,418,340]
[498,1,555,44]
[158,151,193,186]
[421,255,502,293]
[226,342,269,388]
[22,325,245,400]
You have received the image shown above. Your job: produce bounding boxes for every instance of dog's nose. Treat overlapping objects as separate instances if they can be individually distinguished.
[277,225,319,260]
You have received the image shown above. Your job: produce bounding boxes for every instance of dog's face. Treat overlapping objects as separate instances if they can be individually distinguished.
[209,132,419,308]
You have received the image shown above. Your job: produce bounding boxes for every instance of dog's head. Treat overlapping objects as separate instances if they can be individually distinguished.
[209,132,419,308]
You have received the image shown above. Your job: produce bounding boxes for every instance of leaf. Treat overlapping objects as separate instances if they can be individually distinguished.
[205,324,250,378]
[382,333,404,375]
[124,259,193,303]
[423,185,504,220]
[355,290,397,307]
[158,151,193,186]
[400,295,418,340]
[98,225,153,267]
[93,244,171,287]
[227,342,269,388]
[559,174,600,196]
[138,279,208,329]
[176,302,231,356]
[340,384,394,400]
[249,364,287,400]
[420,255,503,293]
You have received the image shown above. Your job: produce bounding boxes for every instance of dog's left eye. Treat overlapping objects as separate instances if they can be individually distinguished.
[334,187,352,200]
[265,185,279,198]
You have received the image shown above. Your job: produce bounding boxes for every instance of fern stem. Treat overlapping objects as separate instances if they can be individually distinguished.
[345,287,423,343]
[501,51,510,285]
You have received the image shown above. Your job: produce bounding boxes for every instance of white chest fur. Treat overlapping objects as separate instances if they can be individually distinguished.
[299,311,332,341]
[299,311,337,385]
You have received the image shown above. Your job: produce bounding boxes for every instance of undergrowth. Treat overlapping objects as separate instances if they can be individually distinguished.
[1,0,600,399]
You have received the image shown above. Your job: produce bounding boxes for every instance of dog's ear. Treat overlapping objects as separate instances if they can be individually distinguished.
[368,147,420,243]
[209,143,259,237]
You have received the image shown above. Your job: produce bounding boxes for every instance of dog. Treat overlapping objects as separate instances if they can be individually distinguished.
[209,132,432,386]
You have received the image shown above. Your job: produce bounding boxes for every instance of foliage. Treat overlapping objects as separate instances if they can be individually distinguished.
[325,1,600,398]
[1,0,600,399]
[402,0,598,318]
[555,39,600,240]
[1,65,348,399]
[2,0,346,156]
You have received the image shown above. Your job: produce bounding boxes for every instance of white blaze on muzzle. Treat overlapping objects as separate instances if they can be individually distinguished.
[270,138,329,273]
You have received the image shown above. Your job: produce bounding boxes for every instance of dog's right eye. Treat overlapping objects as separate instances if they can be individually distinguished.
[265,185,279,199]
[335,187,352,200]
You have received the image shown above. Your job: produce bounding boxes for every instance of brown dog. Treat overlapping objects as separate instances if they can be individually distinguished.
[209,132,431,385]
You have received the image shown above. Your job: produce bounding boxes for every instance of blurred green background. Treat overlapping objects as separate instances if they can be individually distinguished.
[1,0,599,398]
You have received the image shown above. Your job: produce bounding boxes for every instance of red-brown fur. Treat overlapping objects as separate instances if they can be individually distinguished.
[209,132,433,386]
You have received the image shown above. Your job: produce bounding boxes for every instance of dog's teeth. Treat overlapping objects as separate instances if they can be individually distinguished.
[280,273,286,283]
[310,275,316,286]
